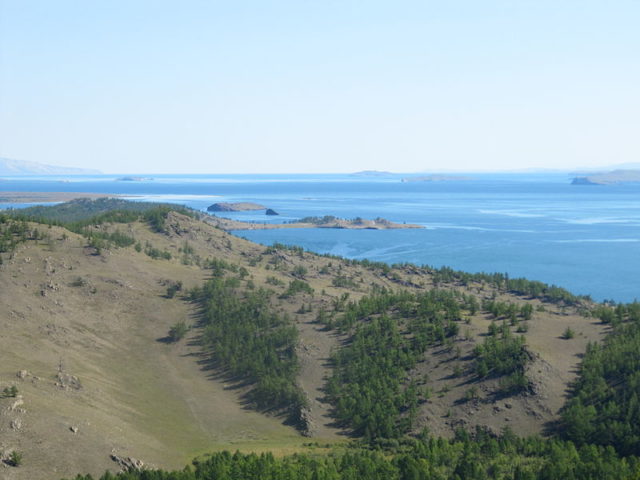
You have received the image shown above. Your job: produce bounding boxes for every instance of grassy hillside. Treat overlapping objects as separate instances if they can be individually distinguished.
[0,199,633,479]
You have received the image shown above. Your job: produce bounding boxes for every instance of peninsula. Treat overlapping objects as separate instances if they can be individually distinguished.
[0,191,119,204]
[205,214,422,231]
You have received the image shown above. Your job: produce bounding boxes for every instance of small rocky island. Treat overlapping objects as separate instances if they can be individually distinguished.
[571,170,640,185]
[207,202,267,212]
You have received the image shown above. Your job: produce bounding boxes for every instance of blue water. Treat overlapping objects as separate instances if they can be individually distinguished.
[1,173,639,302]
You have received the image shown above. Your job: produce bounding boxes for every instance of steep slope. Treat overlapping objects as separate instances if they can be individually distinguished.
[0,220,303,480]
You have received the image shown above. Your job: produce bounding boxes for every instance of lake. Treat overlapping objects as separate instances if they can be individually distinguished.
[1,172,639,302]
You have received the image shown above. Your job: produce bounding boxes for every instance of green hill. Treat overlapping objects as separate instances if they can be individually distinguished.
[0,199,637,479]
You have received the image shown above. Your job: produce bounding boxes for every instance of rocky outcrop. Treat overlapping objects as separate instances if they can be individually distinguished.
[8,396,24,411]
[207,202,266,212]
[110,454,145,472]
[265,208,279,216]
[56,372,82,390]
[298,407,318,437]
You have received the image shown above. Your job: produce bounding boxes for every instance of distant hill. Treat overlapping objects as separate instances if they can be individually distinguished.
[0,157,101,175]
[571,162,640,173]
[571,169,640,185]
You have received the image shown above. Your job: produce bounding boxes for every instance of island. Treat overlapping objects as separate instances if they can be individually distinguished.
[204,214,422,231]
[571,170,640,185]
[401,175,473,182]
[207,202,267,212]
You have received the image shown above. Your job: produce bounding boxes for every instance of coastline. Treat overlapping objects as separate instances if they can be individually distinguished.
[0,192,123,204]
[205,215,423,231]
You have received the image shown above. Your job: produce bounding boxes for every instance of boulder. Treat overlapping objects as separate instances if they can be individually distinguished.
[56,372,82,390]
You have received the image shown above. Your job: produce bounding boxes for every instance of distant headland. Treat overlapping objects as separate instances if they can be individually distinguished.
[0,192,119,203]
[571,170,640,185]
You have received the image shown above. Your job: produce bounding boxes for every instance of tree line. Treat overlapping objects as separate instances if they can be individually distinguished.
[62,431,640,480]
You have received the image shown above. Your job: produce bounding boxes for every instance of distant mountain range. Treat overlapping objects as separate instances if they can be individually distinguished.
[0,157,101,175]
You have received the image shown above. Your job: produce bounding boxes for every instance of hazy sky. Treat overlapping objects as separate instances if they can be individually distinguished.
[1,1,639,174]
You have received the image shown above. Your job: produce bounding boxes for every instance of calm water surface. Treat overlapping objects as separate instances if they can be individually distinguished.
[1,173,638,302]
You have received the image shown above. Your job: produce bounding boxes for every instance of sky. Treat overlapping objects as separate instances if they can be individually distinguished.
[0,1,639,174]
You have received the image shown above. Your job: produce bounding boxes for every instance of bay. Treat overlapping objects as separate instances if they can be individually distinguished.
[1,172,638,302]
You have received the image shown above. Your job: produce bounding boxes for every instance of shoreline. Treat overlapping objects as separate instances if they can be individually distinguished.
[0,192,123,204]
[205,216,423,231]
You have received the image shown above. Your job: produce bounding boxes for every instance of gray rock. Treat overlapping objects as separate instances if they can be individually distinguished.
[298,407,318,437]
[56,372,82,390]
[9,397,24,411]
[110,454,144,472]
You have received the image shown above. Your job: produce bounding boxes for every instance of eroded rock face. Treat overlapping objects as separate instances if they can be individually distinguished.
[298,407,318,437]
